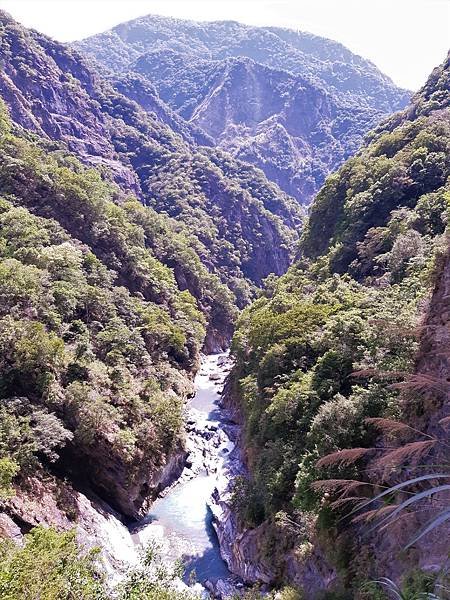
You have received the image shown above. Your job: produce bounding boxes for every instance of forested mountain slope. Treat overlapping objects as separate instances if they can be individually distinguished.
[0,12,309,574]
[226,52,450,596]
[77,15,410,205]
[0,97,210,524]
[0,11,302,321]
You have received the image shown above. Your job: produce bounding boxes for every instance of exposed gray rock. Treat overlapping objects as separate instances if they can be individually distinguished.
[1,476,140,581]
[0,513,23,544]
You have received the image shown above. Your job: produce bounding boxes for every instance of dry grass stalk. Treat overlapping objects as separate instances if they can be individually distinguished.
[373,440,436,469]
[392,373,450,395]
[316,447,374,469]
[351,505,397,524]
[352,369,406,381]
[438,416,450,429]
[365,417,416,437]
[330,496,367,509]
[312,479,366,495]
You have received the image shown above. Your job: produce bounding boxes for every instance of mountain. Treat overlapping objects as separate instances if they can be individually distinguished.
[0,10,303,335]
[225,52,450,595]
[76,15,410,205]
[0,8,446,598]
[0,9,308,564]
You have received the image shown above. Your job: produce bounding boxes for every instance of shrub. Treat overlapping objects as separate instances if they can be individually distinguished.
[0,527,105,600]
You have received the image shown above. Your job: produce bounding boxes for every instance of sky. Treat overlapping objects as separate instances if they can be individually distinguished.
[0,0,448,90]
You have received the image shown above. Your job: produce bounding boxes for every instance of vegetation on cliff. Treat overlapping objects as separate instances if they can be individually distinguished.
[0,99,228,517]
[0,526,203,599]
[230,52,450,592]
[0,523,310,599]
[0,8,448,599]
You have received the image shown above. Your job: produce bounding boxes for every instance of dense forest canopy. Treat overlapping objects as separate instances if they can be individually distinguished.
[0,9,303,334]
[0,98,223,517]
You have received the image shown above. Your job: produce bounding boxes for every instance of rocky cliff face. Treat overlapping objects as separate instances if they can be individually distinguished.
[0,15,139,194]
[0,474,141,579]
[112,72,213,148]
[211,377,338,598]
[77,15,410,205]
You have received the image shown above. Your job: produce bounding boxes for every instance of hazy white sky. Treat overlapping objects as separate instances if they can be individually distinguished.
[0,0,448,90]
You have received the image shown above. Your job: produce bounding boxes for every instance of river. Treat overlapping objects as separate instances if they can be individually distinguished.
[131,353,240,592]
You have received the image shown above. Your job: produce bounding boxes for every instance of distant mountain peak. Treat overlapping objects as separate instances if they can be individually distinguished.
[76,14,410,205]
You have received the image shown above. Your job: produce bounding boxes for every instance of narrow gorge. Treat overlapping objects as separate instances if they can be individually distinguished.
[0,6,448,600]
[77,352,247,598]
[131,352,243,597]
